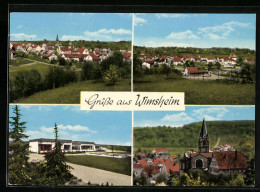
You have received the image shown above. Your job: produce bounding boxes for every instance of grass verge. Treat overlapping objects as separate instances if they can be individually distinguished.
[65,155,131,176]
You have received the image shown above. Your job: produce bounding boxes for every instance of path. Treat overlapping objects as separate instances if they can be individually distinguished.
[214,137,220,148]
[11,57,82,71]
[183,73,228,80]
[29,153,131,186]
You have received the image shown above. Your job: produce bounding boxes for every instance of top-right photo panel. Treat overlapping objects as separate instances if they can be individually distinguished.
[133,14,255,105]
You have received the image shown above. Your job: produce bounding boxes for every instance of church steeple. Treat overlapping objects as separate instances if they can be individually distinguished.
[198,118,209,153]
[56,34,59,42]
[199,118,208,138]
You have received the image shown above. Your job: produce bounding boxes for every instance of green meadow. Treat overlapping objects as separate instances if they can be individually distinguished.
[12,78,131,104]
[9,63,52,83]
[134,75,255,105]
[65,155,131,176]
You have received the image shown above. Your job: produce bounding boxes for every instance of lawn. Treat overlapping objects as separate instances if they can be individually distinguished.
[134,75,255,105]
[9,63,52,83]
[9,57,34,66]
[65,155,131,176]
[12,78,131,104]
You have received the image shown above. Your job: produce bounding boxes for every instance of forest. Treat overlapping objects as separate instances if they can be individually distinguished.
[12,40,131,52]
[134,120,255,161]
[134,46,255,59]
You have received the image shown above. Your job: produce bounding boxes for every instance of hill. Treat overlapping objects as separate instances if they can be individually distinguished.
[134,120,255,160]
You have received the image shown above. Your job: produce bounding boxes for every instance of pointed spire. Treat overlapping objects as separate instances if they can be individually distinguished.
[56,34,59,41]
[199,118,208,138]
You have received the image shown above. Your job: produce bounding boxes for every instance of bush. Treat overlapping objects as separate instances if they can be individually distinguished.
[103,65,119,85]
[13,70,42,98]
[44,67,78,89]
[81,61,102,80]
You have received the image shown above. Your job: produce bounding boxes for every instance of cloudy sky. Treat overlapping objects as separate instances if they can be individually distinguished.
[9,105,132,146]
[134,106,255,127]
[10,13,132,41]
[134,13,255,49]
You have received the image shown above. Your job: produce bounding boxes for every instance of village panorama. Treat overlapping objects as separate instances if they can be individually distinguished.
[9,35,132,104]
[133,119,255,186]
[133,46,255,105]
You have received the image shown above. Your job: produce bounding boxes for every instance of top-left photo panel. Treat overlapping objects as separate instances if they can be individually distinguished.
[9,13,133,104]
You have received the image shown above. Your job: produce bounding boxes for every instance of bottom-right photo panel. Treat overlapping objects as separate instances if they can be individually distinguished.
[133,106,255,187]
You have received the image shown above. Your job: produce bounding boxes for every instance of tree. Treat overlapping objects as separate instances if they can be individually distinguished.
[215,62,221,78]
[103,65,119,85]
[208,62,213,71]
[44,123,73,185]
[9,105,30,185]
[14,70,42,97]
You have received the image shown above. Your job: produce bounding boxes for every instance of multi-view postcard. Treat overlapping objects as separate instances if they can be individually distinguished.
[7,12,256,188]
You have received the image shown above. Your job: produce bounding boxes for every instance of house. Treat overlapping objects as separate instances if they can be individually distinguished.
[209,151,247,176]
[183,67,208,76]
[9,49,16,60]
[180,119,248,176]
[142,61,153,69]
[172,57,183,65]
[29,138,97,153]
[123,52,131,62]
[152,148,170,159]
[245,58,254,64]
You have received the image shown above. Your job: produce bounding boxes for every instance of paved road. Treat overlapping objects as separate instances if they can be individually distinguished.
[67,162,131,186]
[29,153,131,186]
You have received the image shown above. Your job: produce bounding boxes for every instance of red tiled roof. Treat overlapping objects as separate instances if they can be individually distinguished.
[187,67,199,74]
[173,57,182,62]
[144,166,160,177]
[214,151,247,170]
[152,158,165,165]
[77,48,85,54]
[164,161,180,174]
[138,160,148,167]
[155,148,168,153]
[60,47,69,52]
[170,156,176,162]
[207,57,214,60]
[89,53,100,61]
[133,164,144,169]
[48,43,55,46]
[124,52,131,59]
[188,152,213,158]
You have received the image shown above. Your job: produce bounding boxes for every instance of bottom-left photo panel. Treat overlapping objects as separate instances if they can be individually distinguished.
[8,104,132,186]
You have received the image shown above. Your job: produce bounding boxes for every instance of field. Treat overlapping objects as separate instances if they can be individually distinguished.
[12,78,131,104]
[134,75,255,105]
[65,155,131,176]
[9,63,52,83]
[9,57,34,66]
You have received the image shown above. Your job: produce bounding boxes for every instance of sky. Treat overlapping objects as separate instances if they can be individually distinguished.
[10,13,132,41]
[9,105,132,146]
[134,13,256,49]
[134,106,255,127]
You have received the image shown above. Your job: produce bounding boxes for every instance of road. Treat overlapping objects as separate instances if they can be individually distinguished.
[214,137,220,148]
[11,57,82,71]
[29,153,131,186]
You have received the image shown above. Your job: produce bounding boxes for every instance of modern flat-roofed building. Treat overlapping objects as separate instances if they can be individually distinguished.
[29,138,97,153]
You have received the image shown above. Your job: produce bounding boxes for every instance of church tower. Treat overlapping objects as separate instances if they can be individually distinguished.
[198,118,209,153]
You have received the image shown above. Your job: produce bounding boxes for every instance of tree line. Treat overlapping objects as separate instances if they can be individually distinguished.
[10,51,131,101]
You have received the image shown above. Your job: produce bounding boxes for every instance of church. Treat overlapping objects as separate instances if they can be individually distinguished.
[179,119,248,176]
